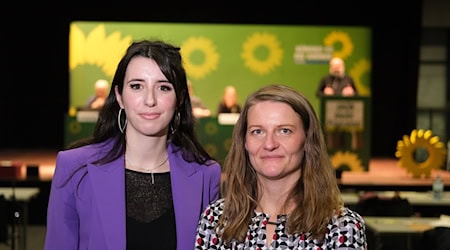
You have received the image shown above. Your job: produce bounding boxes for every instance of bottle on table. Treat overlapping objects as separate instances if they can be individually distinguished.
[432,175,444,200]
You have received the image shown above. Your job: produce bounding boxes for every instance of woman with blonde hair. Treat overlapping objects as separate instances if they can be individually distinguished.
[196,84,366,249]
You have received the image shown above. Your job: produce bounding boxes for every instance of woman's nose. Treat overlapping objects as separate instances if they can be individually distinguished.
[144,89,156,106]
[263,133,279,150]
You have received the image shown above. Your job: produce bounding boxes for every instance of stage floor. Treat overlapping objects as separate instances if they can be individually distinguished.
[0,149,57,181]
[0,149,449,189]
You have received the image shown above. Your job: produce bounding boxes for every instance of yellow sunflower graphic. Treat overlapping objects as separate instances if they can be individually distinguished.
[330,151,364,172]
[68,121,81,134]
[349,59,371,96]
[223,138,233,153]
[323,31,354,59]
[204,144,218,158]
[395,129,447,178]
[204,121,219,135]
[180,37,220,80]
[241,32,283,75]
[70,23,132,78]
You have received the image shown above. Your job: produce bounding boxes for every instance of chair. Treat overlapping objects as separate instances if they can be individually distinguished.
[356,195,418,249]
[420,227,450,250]
[353,195,414,217]
[0,195,7,243]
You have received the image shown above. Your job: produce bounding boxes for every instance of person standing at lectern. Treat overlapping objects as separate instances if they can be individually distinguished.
[316,57,362,150]
[316,57,358,97]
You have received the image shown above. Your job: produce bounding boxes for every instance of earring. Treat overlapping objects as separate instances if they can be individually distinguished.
[118,108,127,133]
[170,112,181,134]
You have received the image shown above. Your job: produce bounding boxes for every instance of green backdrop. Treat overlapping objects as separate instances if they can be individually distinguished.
[67,21,372,170]
[69,21,371,115]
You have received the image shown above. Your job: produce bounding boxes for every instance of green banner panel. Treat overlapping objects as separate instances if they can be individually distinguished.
[69,21,371,118]
[320,96,371,172]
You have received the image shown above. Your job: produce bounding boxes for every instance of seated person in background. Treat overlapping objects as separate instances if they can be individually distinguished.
[316,57,358,97]
[188,80,211,118]
[217,85,241,114]
[86,79,109,110]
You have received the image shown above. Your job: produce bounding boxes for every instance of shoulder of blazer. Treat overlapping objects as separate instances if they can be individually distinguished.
[167,143,220,175]
[53,142,114,186]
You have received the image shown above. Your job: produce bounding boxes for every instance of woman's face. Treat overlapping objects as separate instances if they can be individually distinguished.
[115,56,177,137]
[224,86,237,107]
[245,100,305,182]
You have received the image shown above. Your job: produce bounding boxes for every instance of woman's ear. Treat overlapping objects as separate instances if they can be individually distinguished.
[115,85,124,109]
[180,89,187,105]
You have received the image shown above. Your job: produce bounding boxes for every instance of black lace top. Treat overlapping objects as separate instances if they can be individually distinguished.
[126,169,176,250]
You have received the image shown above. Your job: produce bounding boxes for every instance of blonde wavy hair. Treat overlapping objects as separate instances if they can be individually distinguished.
[218,84,342,244]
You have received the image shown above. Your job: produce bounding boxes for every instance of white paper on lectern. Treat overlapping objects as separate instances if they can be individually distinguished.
[77,111,99,122]
[218,113,240,125]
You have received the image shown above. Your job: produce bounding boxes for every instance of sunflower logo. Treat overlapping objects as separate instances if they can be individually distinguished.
[323,31,354,59]
[330,151,365,172]
[68,121,82,134]
[70,23,132,78]
[180,37,220,80]
[204,121,219,135]
[395,129,447,178]
[223,138,233,152]
[349,59,371,96]
[241,32,283,75]
[204,144,218,158]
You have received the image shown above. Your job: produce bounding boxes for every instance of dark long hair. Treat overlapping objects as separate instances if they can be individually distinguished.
[69,39,214,166]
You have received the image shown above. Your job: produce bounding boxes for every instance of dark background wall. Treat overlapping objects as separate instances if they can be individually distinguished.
[0,1,422,158]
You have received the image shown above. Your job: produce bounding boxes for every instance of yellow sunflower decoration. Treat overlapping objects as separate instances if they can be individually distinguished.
[70,23,132,78]
[323,31,353,59]
[241,32,283,75]
[201,121,219,158]
[180,37,220,80]
[204,144,218,159]
[204,121,219,135]
[348,59,371,96]
[395,129,446,178]
[68,120,81,135]
[330,151,364,172]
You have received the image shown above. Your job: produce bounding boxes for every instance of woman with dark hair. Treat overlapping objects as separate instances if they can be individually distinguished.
[196,84,366,249]
[217,85,241,114]
[45,40,221,250]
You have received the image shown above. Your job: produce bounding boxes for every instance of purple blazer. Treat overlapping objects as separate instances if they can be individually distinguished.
[44,142,221,250]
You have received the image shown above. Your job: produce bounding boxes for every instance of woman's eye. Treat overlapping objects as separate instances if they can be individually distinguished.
[159,84,173,92]
[130,83,142,90]
[251,129,262,135]
[280,128,292,134]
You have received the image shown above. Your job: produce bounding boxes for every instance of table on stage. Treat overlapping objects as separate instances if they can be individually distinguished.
[363,216,440,250]
[341,191,450,206]
[0,188,40,201]
[338,159,450,192]
[0,187,40,250]
[342,191,450,217]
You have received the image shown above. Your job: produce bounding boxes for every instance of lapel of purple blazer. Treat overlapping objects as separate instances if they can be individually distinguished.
[168,144,204,248]
[88,156,126,250]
